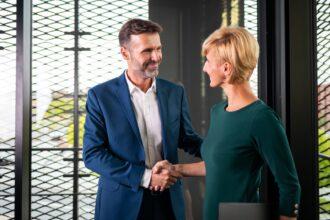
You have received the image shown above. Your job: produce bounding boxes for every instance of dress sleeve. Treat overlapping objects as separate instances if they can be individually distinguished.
[251,108,301,217]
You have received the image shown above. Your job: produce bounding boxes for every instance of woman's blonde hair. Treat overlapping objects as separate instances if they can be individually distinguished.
[202,26,259,84]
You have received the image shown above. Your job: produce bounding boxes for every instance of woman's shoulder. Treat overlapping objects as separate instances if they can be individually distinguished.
[251,101,281,124]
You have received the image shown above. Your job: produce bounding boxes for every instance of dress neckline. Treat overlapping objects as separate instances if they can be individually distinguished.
[223,99,261,114]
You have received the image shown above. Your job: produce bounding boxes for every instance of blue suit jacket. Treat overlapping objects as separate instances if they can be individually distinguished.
[83,73,202,220]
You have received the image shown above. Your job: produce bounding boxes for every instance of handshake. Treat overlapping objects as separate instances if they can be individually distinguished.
[149,160,182,192]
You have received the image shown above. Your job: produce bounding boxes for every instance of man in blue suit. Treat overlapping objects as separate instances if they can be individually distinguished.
[83,18,202,220]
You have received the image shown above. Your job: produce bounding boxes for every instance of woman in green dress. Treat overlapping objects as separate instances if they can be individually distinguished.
[153,26,300,220]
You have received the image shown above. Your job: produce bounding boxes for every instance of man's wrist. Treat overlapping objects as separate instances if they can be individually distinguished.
[140,168,152,188]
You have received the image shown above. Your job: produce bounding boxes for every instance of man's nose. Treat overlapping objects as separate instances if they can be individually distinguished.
[151,50,161,61]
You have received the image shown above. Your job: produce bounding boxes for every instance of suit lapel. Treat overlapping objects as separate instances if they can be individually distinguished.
[115,73,144,151]
[156,79,169,159]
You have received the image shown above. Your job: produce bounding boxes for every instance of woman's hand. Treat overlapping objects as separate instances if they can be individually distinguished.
[152,160,174,174]
[149,160,206,191]
[150,160,182,191]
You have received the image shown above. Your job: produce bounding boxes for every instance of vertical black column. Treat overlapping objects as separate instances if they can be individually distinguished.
[259,0,318,219]
[16,0,32,219]
[73,0,80,218]
[238,0,244,27]
[258,0,274,213]
[287,0,318,219]
[258,1,287,218]
[258,0,287,131]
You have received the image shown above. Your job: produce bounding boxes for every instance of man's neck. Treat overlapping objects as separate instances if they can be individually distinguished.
[126,69,153,93]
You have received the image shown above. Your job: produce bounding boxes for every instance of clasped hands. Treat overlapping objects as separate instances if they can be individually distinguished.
[149,160,181,192]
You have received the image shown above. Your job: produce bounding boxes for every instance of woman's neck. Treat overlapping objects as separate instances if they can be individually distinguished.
[222,82,258,111]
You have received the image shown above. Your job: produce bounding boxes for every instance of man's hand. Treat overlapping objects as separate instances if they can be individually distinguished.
[149,160,182,191]
[152,160,175,174]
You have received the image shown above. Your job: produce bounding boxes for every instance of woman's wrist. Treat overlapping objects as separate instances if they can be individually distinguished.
[173,164,183,175]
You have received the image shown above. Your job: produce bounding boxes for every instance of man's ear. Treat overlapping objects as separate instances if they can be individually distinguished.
[120,46,130,60]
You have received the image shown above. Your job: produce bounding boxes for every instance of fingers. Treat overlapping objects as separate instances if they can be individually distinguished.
[169,170,182,178]
[151,185,164,191]
[150,161,182,192]
[167,176,177,184]
[150,175,177,192]
[159,168,182,179]
[158,160,170,166]
[152,161,183,179]
[153,160,171,172]
[161,178,176,191]
[152,165,161,174]
[161,174,177,189]
[152,160,169,174]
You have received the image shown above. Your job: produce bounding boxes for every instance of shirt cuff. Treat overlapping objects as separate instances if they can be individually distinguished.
[140,168,152,188]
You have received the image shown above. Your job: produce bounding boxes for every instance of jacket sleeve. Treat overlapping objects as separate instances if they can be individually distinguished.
[178,87,203,157]
[251,108,301,217]
[82,89,145,192]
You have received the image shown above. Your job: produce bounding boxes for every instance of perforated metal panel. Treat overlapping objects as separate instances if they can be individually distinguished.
[244,0,258,96]
[31,0,148,219]
[0,0,16,219]
[219,0,258,96]
[317,0,330,219]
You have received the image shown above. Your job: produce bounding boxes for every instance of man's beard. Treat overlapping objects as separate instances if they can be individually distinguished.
[144,68,159,78]
[142,61,159,78]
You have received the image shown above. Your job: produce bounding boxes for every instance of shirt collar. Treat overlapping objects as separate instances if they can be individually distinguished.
[125,70,157,94]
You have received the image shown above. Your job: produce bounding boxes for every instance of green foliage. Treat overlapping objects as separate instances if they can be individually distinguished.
[320,198,330,213]
[319,129,330,187]
[39,96,86,147]
[319,129,330,215]
[66,116,86,146]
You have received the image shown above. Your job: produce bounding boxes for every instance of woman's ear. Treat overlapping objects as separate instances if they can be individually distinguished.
[223,62,233,79]
[120,47,130,60]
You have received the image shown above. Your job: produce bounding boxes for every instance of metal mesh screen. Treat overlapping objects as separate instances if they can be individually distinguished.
[244,0,258,96]
[316,0,330,219]
[219,0,258,96]
[31,0,75,219]
[31,0,148,219]
[78,1,148,219]
[0,0,16,219]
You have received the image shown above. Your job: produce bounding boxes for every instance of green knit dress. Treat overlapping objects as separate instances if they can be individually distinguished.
[201,100,300,220]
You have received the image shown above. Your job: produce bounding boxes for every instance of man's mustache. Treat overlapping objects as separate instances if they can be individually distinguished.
[143,61,160,68]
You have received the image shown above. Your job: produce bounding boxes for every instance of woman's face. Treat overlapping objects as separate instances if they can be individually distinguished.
[203,48,230,88]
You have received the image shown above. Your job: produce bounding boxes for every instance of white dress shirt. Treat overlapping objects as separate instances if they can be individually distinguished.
[125,72,163,188]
